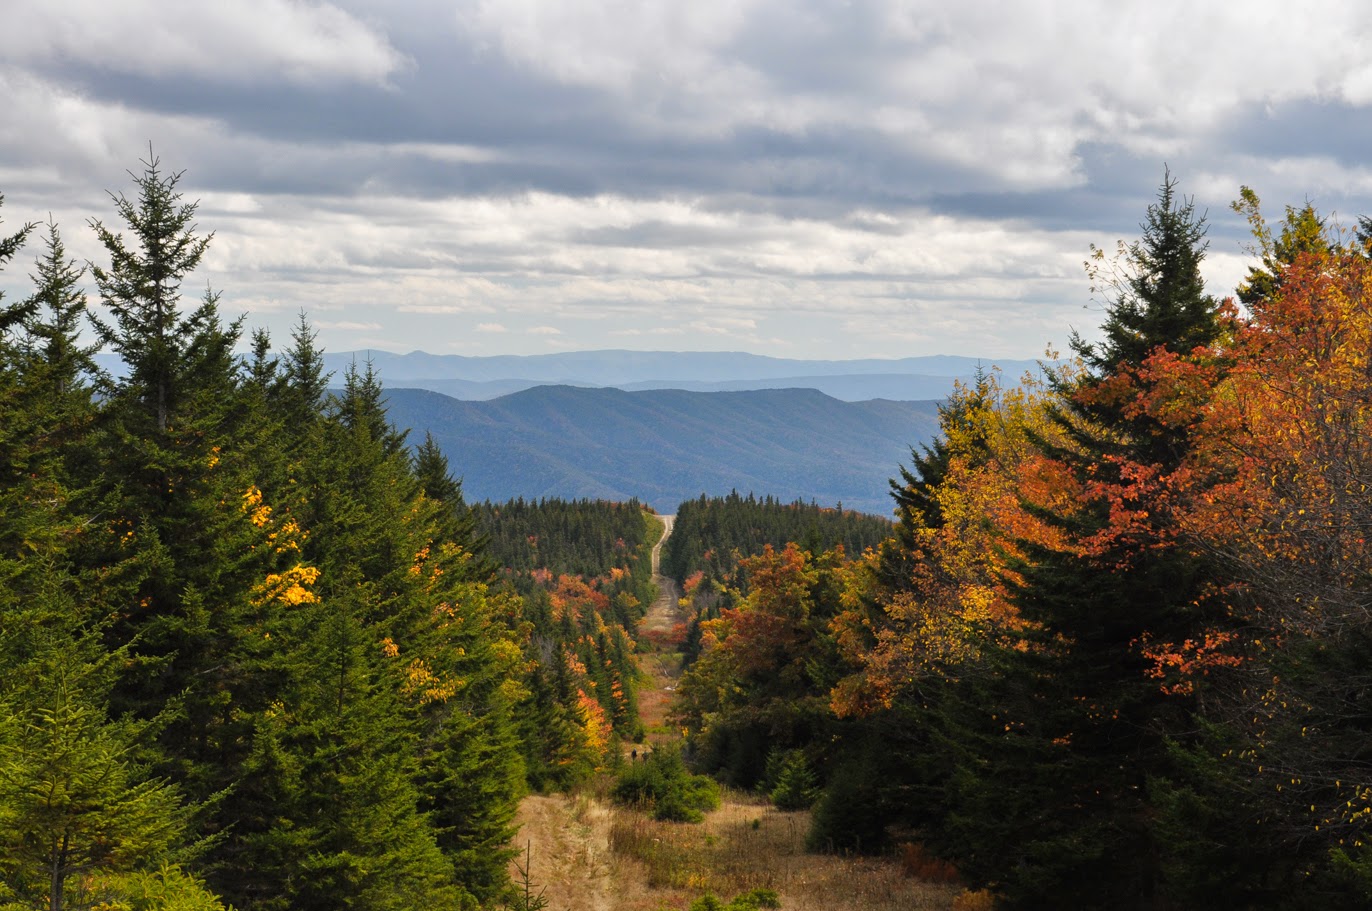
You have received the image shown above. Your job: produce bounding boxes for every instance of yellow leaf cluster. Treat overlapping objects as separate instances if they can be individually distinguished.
[251,564,321,607]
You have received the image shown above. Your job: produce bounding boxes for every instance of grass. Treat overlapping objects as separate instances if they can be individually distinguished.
[605,791,962,911]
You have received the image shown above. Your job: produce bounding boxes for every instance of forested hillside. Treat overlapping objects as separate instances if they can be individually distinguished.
[380,384,941,515]
[474,498,661,780]
[662,492,892,588]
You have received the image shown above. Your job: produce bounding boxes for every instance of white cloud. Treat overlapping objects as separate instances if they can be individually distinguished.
[5,0,1371,360]
[3,0,407,86]
[314,319,383,331]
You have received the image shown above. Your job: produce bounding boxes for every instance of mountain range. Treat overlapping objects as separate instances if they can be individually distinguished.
[325,349,1048,402]
[381,384,942,516]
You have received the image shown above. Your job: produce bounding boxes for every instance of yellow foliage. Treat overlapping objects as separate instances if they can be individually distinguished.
[251,564,321,607]
[401,658,462,705]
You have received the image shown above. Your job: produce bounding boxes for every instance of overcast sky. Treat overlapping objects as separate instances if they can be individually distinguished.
[2,0,1370,360]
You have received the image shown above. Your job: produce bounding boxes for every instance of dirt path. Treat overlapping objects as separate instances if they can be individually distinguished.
[637,514,682,738]
[641,514,680,635]
[510,513,961,911]
[511,794,617,911]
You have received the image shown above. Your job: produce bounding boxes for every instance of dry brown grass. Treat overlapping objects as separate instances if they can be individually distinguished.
[605,791,961,911]
[899,842,961,885]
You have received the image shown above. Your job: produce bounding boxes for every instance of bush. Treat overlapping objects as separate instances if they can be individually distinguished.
[688,888,781,911]
[612,745,720,823]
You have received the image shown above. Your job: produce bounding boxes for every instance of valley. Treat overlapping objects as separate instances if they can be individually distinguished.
[382,384,941,515]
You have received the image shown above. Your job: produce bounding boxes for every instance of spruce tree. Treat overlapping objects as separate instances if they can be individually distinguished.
[73,158,300,908]
[0,573,224,911]
[946,173,1227,906]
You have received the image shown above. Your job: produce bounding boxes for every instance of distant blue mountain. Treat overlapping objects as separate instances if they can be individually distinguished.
[380,384,942,517]
[324,349,1049,402]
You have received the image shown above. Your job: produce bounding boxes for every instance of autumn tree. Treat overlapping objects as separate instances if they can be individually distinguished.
[676,543,856,790]
[1166,244,1372,900]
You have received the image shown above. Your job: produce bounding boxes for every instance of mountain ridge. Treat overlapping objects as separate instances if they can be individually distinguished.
[380,384,941,516]
[322,348,1048,402]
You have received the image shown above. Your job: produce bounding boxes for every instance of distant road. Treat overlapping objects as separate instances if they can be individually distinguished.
[650,513,675,576]
[643,515,681,639]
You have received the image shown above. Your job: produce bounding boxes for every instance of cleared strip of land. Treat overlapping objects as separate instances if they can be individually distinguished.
[510,515,960,911]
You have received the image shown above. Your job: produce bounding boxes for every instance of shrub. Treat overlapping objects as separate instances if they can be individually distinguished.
[688,888,781,911]
[950,888,998,911]
[612,745,720,823]
[806,752,889,853]
[899,843,959,884]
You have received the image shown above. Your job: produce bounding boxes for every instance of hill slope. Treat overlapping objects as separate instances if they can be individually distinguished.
[382,385,941,516]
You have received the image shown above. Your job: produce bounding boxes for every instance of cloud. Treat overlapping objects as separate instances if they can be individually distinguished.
[314,319,383,331]
[3,0,407,87]
[3,1,1371,359]
[476,322,508,332]
[528,326,562,335]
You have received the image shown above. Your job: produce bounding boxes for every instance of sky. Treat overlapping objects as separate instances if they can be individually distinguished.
[3,0,1372,361]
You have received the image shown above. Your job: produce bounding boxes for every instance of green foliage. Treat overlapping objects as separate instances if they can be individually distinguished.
[504,843,549,911]
[805,749,890,855]
[662,491,890,589]
[0,156,531,911]
[0,580,205,911]
[1232,187,1336,309]
[612,747,720,823]
[687,889,780,911]
[1079,168,1220,377]
[475,496,657,584]
[765,750,818,811]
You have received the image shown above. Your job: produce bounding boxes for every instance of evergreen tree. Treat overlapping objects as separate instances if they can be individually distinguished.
[70,159,305,909]
[88,152,217,436]
[0,574,222,911]
[1079,169,1220,377]
[0,193,34,326]
[945,172,1228,906]
[1232,188,1335,309]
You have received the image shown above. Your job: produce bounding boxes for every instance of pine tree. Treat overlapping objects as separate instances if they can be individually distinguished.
[274,591,472,911]
[88,151,216,436]
[70,159,308,909]
[280,365,525,904]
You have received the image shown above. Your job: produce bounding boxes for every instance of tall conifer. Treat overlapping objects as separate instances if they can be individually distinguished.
[945,173,1228,906]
